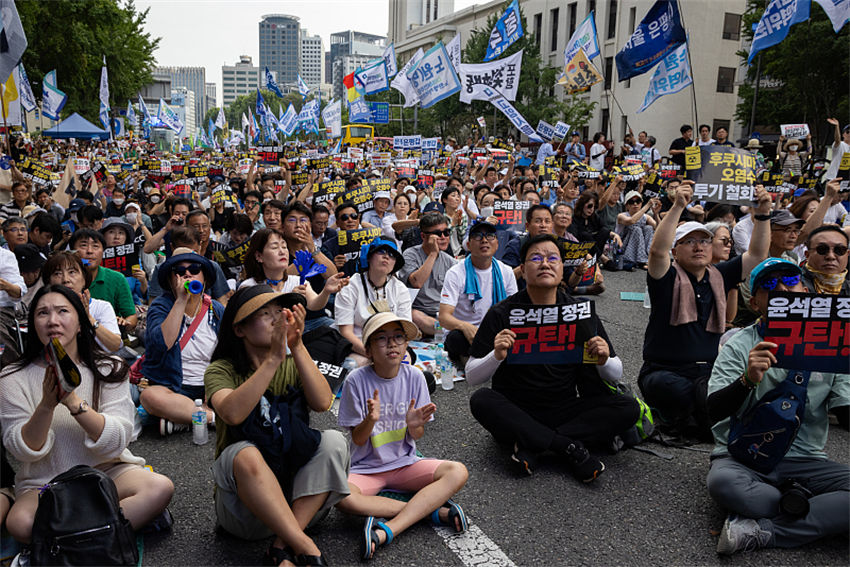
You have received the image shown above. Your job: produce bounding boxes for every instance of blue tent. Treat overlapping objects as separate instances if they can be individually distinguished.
[42,112,110,140]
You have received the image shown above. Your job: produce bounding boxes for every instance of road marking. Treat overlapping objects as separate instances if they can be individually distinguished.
[434,524,516,567]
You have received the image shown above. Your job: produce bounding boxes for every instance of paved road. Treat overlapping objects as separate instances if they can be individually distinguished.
[137,268,849,566]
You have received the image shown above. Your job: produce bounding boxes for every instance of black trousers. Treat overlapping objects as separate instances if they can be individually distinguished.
[469,387,640,454]
[444,329,471,366]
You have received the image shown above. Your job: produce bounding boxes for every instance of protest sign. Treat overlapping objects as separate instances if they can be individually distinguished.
[337,185,374,214]
[347,147,364,161]
[313,179,345,206]
[457,50,522,104]
[615,0,686,81]
[493,200,531,231]
[101,243,139,277]
[18,157,57,186]
[336,227,383,255]
[371,152,391,168]
[173,181,193,199]
[538,165,560,189]
[780,123,809,139]
[312,359,349,392]
[617,163,646,181]
[416,169,434,189]
[504,302,598,365]
[637,42,692,113]
[764,292,850,374]
[685,146,757,205]
[74,157,90,175]
[394,135,422,150]
[537,121,556,141]
[366,178,392,193]
[560,240,596,266]
[657,163,681,179]
[477,116,487,128]
[307,156,332,173]
[238,158,252,174]
[212,239,252,280]
[406,42,461,109]
[259,146,284,166]
[554,121,571,139]
[291,170,310,186]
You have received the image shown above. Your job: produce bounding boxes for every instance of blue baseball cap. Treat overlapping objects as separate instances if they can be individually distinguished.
[749,257,802,291]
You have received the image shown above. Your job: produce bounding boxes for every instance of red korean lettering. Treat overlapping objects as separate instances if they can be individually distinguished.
[765,320,804,356]
[827,320,850,357]
[510,327,538,354]
[538,325,565,353]
[557,323,576,350]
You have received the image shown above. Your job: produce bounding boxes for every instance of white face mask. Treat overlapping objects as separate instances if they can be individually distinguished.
[150,195,161,204]
[789,145,799,152]
[125,212,138,224]
[113,198,125,206]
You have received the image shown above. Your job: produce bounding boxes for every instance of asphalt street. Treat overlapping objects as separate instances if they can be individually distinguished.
[134,267,849,567]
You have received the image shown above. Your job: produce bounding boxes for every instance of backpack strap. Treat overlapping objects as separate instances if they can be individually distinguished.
[179,294,212,350]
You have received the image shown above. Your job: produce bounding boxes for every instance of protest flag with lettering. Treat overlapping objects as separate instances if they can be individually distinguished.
[748,0,810,64]
[557,48,603,93]
[157,98,184,134]
[0,0,27,86]
[405,42,461,109]
[484,0,524,61]
[564,11,600,63]
[446,34,461,71]
[99,56,110,130]
[478,85,543,142]
[264,66,284,97]
[637,42,692,113]
[615,0,686,81]
[279,103,298,137]
[457,49,523,104]
[17,64,35,112]
[354,59,390,95]
[383,42,398,77]
[322,98,342,138]
[297,74,310,100]
[126,100,137,128]
[41,69,67,120]
[813,0,850,33]
[391,48,425,108]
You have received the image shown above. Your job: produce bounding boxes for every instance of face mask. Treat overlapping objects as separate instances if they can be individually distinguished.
[789,145,799,152]
[125,212,138,224]
[113,198,125,206]
[150,195,161,204]
[263,197,272,203]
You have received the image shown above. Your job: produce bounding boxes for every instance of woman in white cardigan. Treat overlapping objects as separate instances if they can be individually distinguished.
[0,285,174,544]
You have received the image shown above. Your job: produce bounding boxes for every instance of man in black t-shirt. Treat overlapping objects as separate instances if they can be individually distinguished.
[466,234,639,483]
[668,124,695,168]
[639,180,772,441]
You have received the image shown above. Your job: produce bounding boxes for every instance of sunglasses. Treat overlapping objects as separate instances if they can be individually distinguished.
[757,274,801,291]
[469,232,497,242]
[338,213,359,221]
[812,244,848,256]
[424,229,451,237]
[173,263,202,277]
[626,199,642,205]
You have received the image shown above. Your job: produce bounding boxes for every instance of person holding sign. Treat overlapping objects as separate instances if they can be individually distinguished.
[466,234,638,482]
[802,225,849,296]
[706,258,849,555]
[823,118,850,182]
[438,221,517,370]
[639,180,772,442]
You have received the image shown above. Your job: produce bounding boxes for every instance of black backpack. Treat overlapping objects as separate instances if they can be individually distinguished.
[31,465,138,566]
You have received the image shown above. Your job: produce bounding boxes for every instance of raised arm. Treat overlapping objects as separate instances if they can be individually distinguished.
[648,181,692,279]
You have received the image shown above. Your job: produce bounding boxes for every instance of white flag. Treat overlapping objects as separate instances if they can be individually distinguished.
[391,48,424,108]
[813,0,850,32]
[354,59,389,95]
[17,64,36,112]
[215,108,226,130]
[637,42,692,114]
[42,70,67,121]
[446,34,461,71]
[457,49,523,104]
[99,56,110,130]
[405,42,461,109]
[382,43,398,78]
[157,98,184,134]
[321,99,342,138]
[0,0,27,86]
[279,104,298,137]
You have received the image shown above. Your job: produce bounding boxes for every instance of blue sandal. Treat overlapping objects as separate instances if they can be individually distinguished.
[430,499,468,533]
[360,517,394,561]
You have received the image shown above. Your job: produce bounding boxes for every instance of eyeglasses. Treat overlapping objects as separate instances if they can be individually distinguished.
[679,238,713,248]
[775,226,801,235]
[717,237,733,246]
[757,274,802,291]
[424,229,451,237]
[244,200,259,207]
[469,232,497,242]
[812,244,848,256]
[285,216,310,225]
[371,332,408,347]
[4,226,26,233]
[173,263,202,277]
[338,213,359,221]
[527,254,562,265]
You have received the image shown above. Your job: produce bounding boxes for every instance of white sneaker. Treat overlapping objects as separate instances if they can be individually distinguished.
[159,418,190,436]
[717,515,772,555]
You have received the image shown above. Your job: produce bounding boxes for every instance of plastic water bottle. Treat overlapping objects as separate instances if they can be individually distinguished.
[342,356,357,378]
[192,399,208,445]
[434,321,444,345]
[643,284,651,309]
[440,352,455,391]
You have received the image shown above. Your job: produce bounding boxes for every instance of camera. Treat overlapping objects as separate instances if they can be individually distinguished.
[778,479,812,518]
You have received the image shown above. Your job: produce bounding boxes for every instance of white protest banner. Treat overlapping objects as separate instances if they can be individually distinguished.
[780,124,810,139]
[321,99,342,138]
[279,104,298,137]
[391,48,424,108]
[422,137,440,151]
[478,86,544,143]
[371,152,391,168]
[457,49,523,104]
[446,34,461,71]
[405,42,461,109]
[354,59,389,95]
[637,42,692,114]
[393,135,422,150]
[74,157,90,175]
[157,98,184,134]
[554,121,571,138]
[477,116,487,128]
[382,43,398,78]
[348,147,364,161]
[537,120,556,140]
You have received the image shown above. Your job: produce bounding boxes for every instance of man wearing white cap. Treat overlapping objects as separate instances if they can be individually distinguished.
[638,180,772,441]
[362,190,392,229]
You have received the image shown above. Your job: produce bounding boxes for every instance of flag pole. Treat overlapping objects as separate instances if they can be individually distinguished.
[676,0,699,128]
[0,90,10,157]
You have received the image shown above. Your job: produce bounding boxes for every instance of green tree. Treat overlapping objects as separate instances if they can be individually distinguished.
[18,0,159,125]
[736,0,849,147]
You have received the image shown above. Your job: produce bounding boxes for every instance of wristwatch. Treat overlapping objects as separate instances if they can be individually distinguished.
[92,320,100,329]
[70,400,89,416]
[754,214,771,221]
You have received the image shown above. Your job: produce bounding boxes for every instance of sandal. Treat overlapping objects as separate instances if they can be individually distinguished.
[262,544,295,566]
[360,516,394,561]
[295,553,328,566]
[430,499,468,534]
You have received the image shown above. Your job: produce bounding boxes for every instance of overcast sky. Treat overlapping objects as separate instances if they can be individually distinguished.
[136,0,480,106]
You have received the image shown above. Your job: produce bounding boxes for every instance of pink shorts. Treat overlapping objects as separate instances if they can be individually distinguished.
[348,459,446,496]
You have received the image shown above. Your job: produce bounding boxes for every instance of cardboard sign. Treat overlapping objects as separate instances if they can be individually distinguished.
[505,302,598,365]
[560,240,596,267]
[366,178,392,193]
[416,169,434,189]
[101,243,139,277]
[538,165,560,189]
[312,359,349,392]
[335,227,383,255]
[238,158,253,174]
[493,200,532,231]
[173,181,193,199]
[18,157,58,186]
[685,146,757,205]
[780,124,809,139]
[307,156,332,172]
[212,239,252,278]
[313,179,345,206]
[764,292,850,374]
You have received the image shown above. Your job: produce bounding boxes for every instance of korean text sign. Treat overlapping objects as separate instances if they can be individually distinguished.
[685,146,757,205]
[505,302,598,365]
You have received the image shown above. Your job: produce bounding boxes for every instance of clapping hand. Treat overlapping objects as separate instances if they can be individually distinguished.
[405,398,436,428]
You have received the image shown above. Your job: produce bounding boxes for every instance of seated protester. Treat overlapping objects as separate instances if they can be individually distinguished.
[101,219,147,306]
[77,204,104,231]
[335,238,410,364]
[639,181,771,441]
[104,187,127,218]
[439,221,517,369]
[440,187,468,257]
[552,202,578,241]
[501,205,555,279]
[143,197,192,255]
[0,241,24,365]
[0,285,174,544]
[2,217,28,252]
[14,243,45,311]
[362,190,391,229]
[397,212,457,336]
[382,194,415,246]
[706,258,850,555]
[261,199,286,233]
[140,248,224,436]
[311,203,336,250]
[35,187,64,223]
[70,229,138,332]
[802,225,849,295]
[615,191,660,271]
[241,228,348,309]
[218,212,254,249]
[322,201,366,276]
[27,212,60,256]
[336,312,469,560]
[280,201,338,283]
[205,286,349,566]
[242,190,265,233]
[466,234,637,481]
[42,251,123,352]
[147,226,231,304]
[0,182,32,223]
[186,209,227,263]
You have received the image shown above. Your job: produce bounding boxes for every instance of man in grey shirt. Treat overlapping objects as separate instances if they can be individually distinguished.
[398,212,457,336]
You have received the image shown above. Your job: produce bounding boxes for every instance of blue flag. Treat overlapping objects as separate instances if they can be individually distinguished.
[748,0,810,64]
[265,66,284,97]
[126,100,136,127]
[615,0,686,82]
[637,42,692,113]
[484,0,524,61]
[563,11,600,62]
[297,75,310,100]
[42,70,67,121]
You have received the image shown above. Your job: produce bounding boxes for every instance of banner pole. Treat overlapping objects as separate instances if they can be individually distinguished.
[676,1,699,128]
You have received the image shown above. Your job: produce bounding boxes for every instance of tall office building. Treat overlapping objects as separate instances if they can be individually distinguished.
[259,14,301,88]
[205,82,217,114]
[388,0,455,45]
[170,87,196,137]
[300,30,324,87]
[222,56,261,106]
[329,30,386,99]
[154,66,207,127]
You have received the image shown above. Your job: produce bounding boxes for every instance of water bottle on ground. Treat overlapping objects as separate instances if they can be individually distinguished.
[192,399,208,445]
[342,356,357,377]
[643,284,651,309]
[440,353,455,391]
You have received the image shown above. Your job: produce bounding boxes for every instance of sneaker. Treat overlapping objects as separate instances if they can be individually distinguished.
[159,418,190,436]
[10,547,30,567]
[510,442,536,476]
[565,442,605,483]
[140,508,173,534]
[716,515,772,555]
